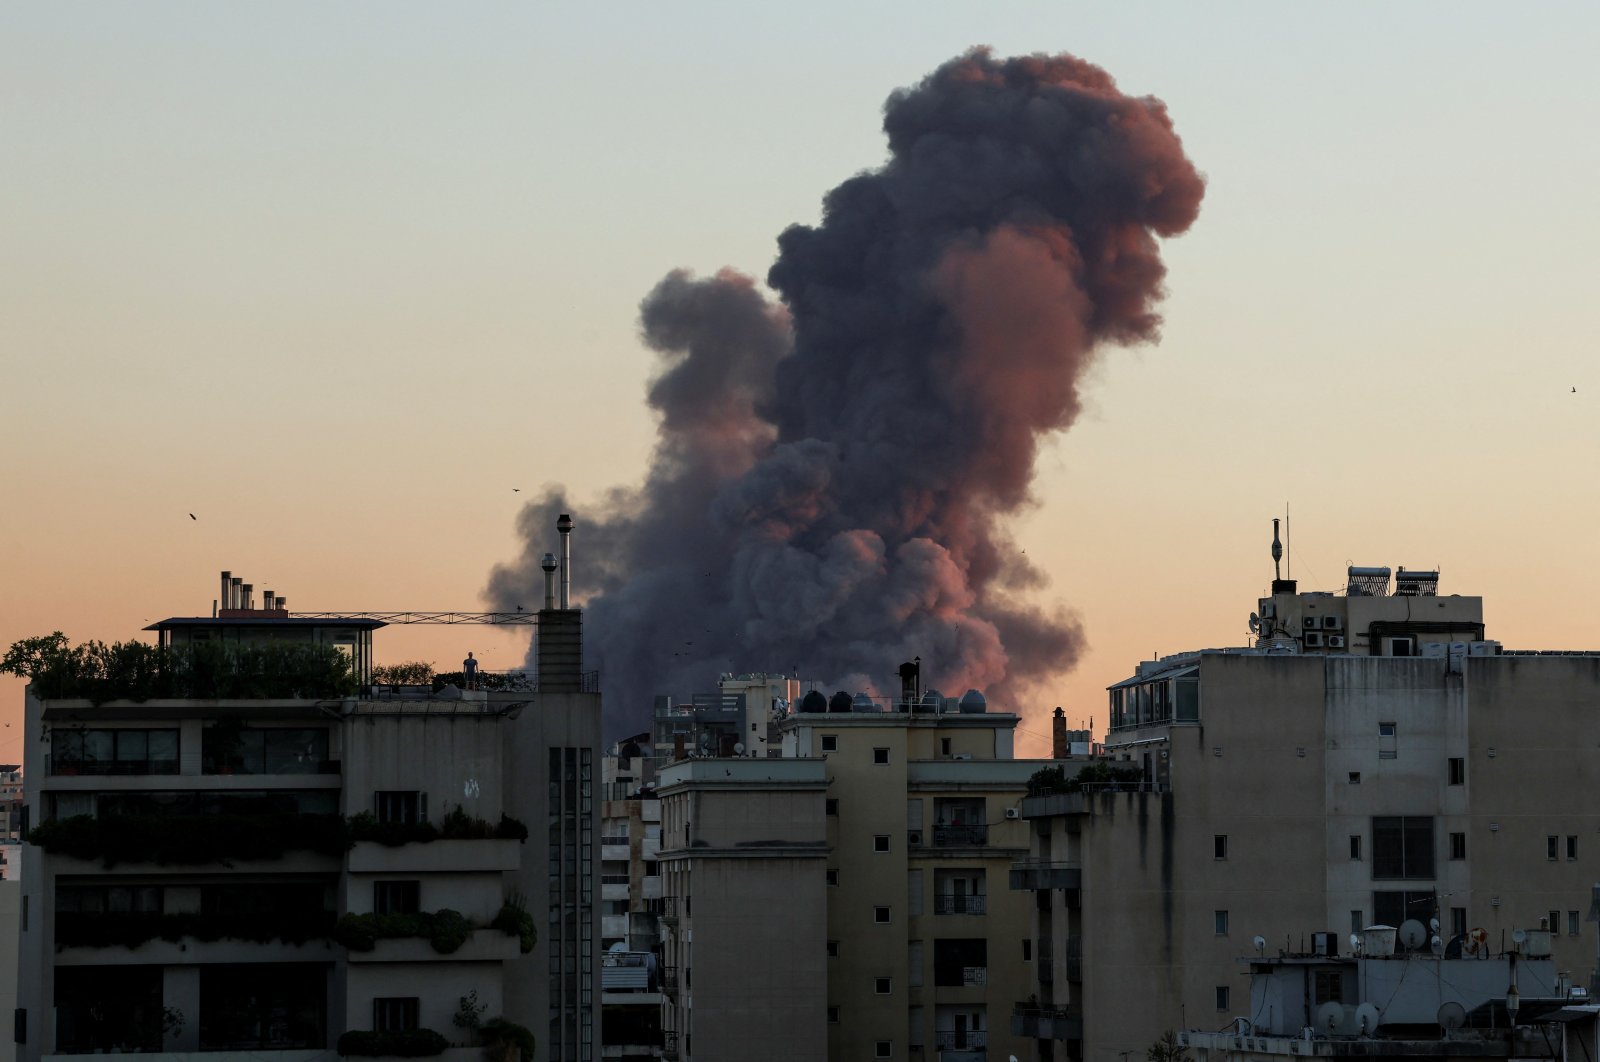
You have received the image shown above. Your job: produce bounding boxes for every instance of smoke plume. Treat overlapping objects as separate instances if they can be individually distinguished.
[488,48,1204,736]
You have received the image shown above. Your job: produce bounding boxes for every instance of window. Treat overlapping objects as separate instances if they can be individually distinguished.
[1349,772,1361,784]
[1448,758,1465,785]
[827,1007,839,1024]
[375,791,423,825]
[932,939,987,987]
[204,727,330,775]
[53,728,180,775]
[1214,835,1228,860]
[1449,833,1466,860]
[1451,907,1467,937]
[1022,939,1032,962]
[1372,817,1435,879]
[1549,911,1563,934]
[1350,835,1362,860]
[873,748,890,765]
[875,1041,892,1059]
[372,998,419,1033]
[874,835,890,854]
[821,735,838,753]
[374,880,420,915]
[1314,970,1343,1004]
[1214,910,1229,936]
[1549,835,1560,860]
[1215,986,1230,1010]
[1568,835,1578,860]
[874,906,890,925]
[1379,723,1396,737]
[827,940,838,957]
[1373,891,1434,938]
[941,738,952,756]
[1350,910,1364,935]
[825,798,838,816]
[1571,911,1582,937]
[875,977,891,994]
[826,869,839,887]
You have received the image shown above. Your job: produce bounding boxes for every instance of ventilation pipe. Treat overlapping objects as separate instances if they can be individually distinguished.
[220,571,232,611]
[557,514,574,610]
[541,553,558,611]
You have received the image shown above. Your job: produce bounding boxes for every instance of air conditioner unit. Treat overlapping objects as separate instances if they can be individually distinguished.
[1322,616,1343,630]
[1304,632,1324,648]
[1303,617,1320,630]
[1468,640,1501,657]
[1327,635,1346,648]
[1004,808,1021,820]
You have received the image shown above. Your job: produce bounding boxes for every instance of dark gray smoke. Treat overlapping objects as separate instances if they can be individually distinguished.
[488,48,1204,737]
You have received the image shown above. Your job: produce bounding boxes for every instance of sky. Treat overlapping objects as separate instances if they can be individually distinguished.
[3,2,1597,759]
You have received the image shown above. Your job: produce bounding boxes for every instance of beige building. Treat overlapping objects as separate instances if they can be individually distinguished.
[1013,561,1600,1062]
[654,664,1082,1062]
[15,566,601,1062]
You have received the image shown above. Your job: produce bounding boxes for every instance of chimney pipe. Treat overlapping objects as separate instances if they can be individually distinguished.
[263,590,274,611]
[242,583,254,611]
[277,597,287,612]
[541,553,558,611]
[557,513,574,610]
[1052,707,1069,759]
[221,571,231,612]
[230,578,242,610]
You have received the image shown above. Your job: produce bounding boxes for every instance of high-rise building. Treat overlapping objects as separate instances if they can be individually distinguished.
[1012,558,1600,1062]
[15,557,600,1061]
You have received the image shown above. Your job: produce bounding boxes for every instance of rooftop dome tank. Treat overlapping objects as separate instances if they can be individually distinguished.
[851,692,879,712]
[921,689,945,713]
[799,689,828,713]
[958,689,987,713]
[828,690,854,713]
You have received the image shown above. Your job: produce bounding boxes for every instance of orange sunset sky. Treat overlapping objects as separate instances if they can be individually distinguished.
[3,3,1598,759]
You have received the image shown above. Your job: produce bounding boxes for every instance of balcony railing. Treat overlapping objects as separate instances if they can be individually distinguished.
[932,824,988,847]
[48,757,180,777]
[933,894,987,915]
[1009,859,1081,891]
[661,966,679,994]
[934,1031,988,1050]
[661,1032,679,1061]
[1012,1002,1081,1042]
[659,896,679,924]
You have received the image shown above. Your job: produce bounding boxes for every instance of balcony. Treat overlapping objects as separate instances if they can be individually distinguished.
[935,1030,988,1051]
[346,927,521,963]
[347,837,522,874]
[661,1032,679,1061]
[1012,1003,1081,1041]
[659,896,679,926]
[933,894,987,915]
[661,965,679,995]
[1009,859,1081,891]
[931,824,988,847]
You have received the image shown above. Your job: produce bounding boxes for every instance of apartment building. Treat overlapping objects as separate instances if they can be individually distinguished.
[1012,559,1600,1062]
[15,558,601,1061]
[651,674,800,767]
[600,736,665,1061]
[656,757,830,1062]
[0,766,23,881]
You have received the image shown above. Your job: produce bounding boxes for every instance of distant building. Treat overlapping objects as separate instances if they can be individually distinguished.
[1012,550,1600,1062]
[15,555,601,1061]
[0,765,23,881]
[654,659,1084,1062]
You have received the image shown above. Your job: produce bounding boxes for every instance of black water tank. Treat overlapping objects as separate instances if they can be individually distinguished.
[828,690,854,713]
[799,689,828,713]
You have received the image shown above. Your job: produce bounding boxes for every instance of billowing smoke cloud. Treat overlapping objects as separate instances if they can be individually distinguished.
[488,48,1204,736]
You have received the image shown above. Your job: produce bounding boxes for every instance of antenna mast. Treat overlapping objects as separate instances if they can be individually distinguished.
[1271,518,1283,582]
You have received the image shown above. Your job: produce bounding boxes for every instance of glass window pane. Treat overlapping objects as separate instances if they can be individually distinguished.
[147,730,178,764]
[115,731,148,762]
[83,730,114,764]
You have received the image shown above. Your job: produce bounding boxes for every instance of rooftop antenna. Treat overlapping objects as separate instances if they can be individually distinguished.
[1286,503,1291,579]
[1271,518,1283,582]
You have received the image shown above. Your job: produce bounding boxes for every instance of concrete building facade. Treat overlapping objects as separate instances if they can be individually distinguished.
[1013,563,1600,1062]
[14,568,601,1062]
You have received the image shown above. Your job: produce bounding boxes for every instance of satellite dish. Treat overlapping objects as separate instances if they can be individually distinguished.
[1350,933,1363,953]
[1400,920,1428,950]
[1437,1001,1467,1033]
[607,940,628,953]
[1512,928,1528,945]
[733,742,745,755]
[1253,934,1267,953]
[1316,1001,1344,1033]
[1356,1003,1381,1035]
[1248,612,1261,633]
[1430,936,1444,956]
[1430,917,1441,933]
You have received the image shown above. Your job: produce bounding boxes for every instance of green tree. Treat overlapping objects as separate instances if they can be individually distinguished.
[1148,1030,1189,1062]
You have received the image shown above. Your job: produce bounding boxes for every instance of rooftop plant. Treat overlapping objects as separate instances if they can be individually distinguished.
[1027,761,1147,797]
[2,633,358,702]
[28,811,351,868]
[491,892,537,954]
[335,908,473,955]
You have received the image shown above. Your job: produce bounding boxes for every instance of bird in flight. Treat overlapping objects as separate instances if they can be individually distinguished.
[512,488,521,492]
[189,513,197,520]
